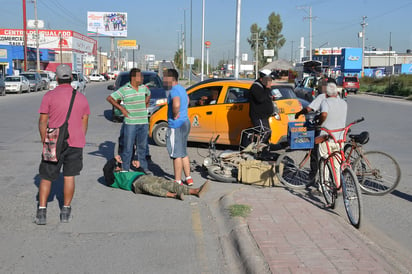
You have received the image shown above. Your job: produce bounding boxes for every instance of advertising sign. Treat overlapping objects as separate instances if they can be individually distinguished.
[87,11,127,37]
[314,47,342,56]
[117,40,138,49]
[341,48,362,71]
[264,49,274,57]
[0,29,96,55]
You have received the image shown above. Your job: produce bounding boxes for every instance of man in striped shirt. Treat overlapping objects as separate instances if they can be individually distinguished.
[107,68,151,173]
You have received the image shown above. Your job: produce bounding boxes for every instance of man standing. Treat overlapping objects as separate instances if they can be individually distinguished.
[163,69,193,186]
[36,64,90,225]
[249,69,274,143]
[107,68,151,173]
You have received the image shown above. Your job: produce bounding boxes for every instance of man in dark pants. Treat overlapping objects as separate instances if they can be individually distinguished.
[249,69,275,144]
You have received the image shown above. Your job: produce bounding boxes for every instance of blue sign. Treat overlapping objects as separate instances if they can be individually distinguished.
[341,48,362,71]
[401,64,412,74]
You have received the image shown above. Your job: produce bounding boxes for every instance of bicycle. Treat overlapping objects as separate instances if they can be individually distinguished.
[276,118,364,228]
[344,131,401,196]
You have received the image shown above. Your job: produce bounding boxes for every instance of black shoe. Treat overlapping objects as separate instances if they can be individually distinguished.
[60,206,71,223]
[35,208,47,225]
[145,155,152,162]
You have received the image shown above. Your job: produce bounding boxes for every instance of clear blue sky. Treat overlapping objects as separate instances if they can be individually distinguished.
[1,0,411,66]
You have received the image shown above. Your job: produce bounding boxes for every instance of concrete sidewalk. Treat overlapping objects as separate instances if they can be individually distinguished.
[228,186,408,273]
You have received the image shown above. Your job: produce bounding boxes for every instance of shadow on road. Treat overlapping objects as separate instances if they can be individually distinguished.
[33,174,65,208]
[88,140,116,160]
[390,189,412,202]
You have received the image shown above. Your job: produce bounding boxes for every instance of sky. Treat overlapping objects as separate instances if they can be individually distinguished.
[1,0,411,66]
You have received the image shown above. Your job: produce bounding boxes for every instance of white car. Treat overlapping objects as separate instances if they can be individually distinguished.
[89,73,106,82]
[48,72,86,95]
[4,75,30,94]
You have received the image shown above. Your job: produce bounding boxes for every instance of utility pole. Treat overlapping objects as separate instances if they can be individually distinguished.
[201,0,205,81]
[22,0,28,71]
[360,16,367,75]
[291,40,294,64]
[234,0,241,79]
[253,32,263,79]
[190,0,192,84]
[33,0,40,72]
[299,6,317,61]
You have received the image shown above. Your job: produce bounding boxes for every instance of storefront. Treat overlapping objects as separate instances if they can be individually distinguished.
[0,29,97,75]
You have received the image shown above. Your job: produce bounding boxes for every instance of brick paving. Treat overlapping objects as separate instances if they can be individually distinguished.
[233,187,400,273]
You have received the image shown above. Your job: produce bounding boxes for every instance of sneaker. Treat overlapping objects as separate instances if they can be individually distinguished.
[60,206,71,223]
[174,180,183,186]
[34,208,47,225]
[185,177,194,186]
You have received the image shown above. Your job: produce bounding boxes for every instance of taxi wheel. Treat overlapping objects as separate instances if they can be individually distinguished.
[152,122,168,147]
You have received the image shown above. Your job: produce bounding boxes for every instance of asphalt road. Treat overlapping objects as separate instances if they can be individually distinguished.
[0,82,243,273]
[0,84,411,272]
[345,94,412,267]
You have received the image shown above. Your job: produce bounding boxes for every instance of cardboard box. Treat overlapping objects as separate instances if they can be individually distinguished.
[237,160,274,187]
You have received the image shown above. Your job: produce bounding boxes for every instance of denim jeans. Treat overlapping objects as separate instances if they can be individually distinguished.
[121,123,149,171]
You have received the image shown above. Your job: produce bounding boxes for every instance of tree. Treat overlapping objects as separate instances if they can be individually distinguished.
[173,48,183,72]
[247,12,286,69]
[265,12,286,59]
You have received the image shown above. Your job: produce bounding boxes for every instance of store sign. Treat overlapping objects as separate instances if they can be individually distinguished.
[0,48,7,58]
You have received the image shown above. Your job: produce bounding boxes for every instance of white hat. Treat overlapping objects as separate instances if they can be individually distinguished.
[259,69,272,78]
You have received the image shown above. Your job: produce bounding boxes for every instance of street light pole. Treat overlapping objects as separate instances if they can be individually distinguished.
[361,16,368,75]
[201,0,205,81]
[22,0,28,71]
[33,0,40,72]
[234,0,241,79]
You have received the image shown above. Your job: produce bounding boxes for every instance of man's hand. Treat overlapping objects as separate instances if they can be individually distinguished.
[121,108,129,118]
[295,112,302,120]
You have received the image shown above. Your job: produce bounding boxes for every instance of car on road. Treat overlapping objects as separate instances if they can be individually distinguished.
[148,79,305,147]
[293,75,319,102]
[71,71,86,94]
[0,75,5,96]
[107,72,117,80]
[342,76,359,94]
[4,75,30,94]
[39,72,52,90]
[20,72,43,92]
[107,71,167,122]
[89,73,106,82]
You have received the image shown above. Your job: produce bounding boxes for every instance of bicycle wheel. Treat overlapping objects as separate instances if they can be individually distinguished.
[344,144,361,166]
[207,165,237,183]
[341,167,362,228]
[353,151,401,195]
[276,149,312,189]
[319,158,337,209]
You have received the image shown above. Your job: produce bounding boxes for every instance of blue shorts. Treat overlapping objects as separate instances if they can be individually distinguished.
[166,119,190,159]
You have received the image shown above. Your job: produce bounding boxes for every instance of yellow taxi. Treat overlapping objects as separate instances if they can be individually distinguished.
[149,79,305,146]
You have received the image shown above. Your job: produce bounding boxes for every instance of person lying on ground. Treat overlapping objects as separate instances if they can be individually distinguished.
[103,156,209,200]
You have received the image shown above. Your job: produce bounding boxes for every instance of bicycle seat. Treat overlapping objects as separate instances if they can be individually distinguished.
[349,131,369,145]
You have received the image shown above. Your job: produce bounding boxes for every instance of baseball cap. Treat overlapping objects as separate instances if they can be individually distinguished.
[56,64,72,80]
[259,69,272,78]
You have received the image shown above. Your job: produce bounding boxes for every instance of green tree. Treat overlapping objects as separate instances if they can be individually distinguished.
[173,48,183,72]
[248,12,286,69]
[265,12,286,59]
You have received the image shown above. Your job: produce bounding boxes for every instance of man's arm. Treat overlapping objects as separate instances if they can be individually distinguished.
[106,95,129,117]
[295,106,312,119]
[38,113,48,143]
[172,96,181,119]
[318,112,327,125]
[82,114,89,135]
[250,84,267,103]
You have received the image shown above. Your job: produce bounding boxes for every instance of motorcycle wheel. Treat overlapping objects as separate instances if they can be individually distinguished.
[207,165,237,183]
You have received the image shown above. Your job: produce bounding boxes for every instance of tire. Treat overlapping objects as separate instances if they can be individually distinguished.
[152,121,168,147]
[353,151,401,195]
[343,144,361,166]
[17,86,22,94]
[341,167,362,228]
[276,149,312,189]
[319,158,337,209]
[207,165,237,183]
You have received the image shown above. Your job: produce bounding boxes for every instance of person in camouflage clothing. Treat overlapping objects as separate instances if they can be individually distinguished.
[103,156,209,200]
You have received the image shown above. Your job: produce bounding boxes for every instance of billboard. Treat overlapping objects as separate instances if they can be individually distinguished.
[341,48,362,71]
[87,11,127,37]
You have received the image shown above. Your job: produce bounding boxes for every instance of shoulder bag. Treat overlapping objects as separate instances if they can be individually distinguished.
[42,89,76,162]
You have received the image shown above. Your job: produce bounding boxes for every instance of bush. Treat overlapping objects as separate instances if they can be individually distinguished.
[360,75,412,96]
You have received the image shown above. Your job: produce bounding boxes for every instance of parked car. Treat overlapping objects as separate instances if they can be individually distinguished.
[293,75,319,102]
[71,71,86,94]
[20,72,43,92]
[0,75,5,96]
[148,79,305,147]
[89,73,106,82]
[4,75,30,94]
[49,72,86,94]
[107,71,167,122]
[342,76,359,94]
[107,72,117,80]
[39,72,51,90]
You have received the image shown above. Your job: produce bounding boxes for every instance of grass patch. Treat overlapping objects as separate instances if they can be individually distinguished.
[228,204,252,218]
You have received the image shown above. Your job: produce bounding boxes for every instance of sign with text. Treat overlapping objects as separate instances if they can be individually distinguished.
[87,11,127,37]
[264,49,274,57]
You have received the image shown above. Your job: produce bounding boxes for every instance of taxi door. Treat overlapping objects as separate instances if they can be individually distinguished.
[187,86,223,143]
